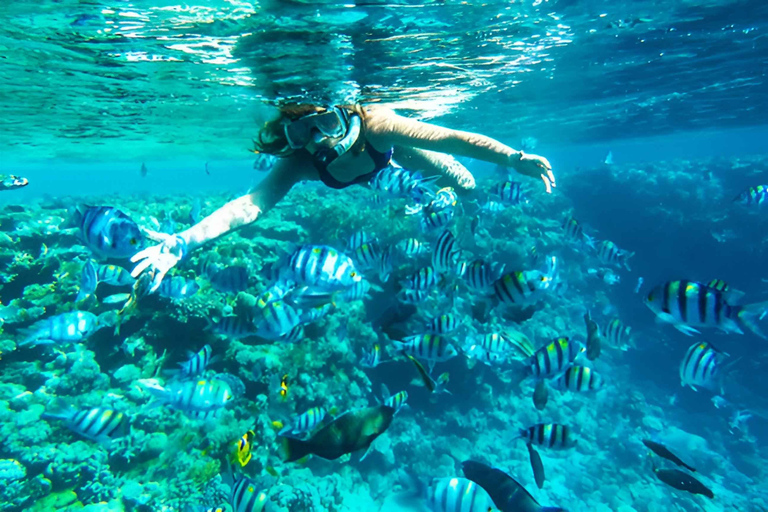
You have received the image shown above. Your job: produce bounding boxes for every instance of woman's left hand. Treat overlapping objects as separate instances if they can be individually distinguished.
[511,152,556,193]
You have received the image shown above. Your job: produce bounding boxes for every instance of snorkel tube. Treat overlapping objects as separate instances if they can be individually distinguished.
[312,108,361,172]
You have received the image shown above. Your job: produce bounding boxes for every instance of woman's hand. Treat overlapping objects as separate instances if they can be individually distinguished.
[510,152,556,193]
[130,233,188,293]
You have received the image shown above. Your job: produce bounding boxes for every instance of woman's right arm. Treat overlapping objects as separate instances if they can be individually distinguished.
[132,156,314,290]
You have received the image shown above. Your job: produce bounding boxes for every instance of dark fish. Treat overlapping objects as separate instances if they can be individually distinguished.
[407,355,449,394]
[210,266,250,293]
[140,162,148,177]
[654,468,713,499]
[533,380,548,411]
[461,460,566,512]
[643,440,696,472]
[583,311,602,360]
[526,443,545,489]
[279,404,395,462]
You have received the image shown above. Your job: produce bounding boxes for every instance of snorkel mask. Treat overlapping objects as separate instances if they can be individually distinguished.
[284,107,362,171]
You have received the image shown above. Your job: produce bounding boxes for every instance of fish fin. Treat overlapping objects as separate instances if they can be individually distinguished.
[672,324,699,335]
[723,288,746,305]
[736,301,768,339]
[280,435,312,463]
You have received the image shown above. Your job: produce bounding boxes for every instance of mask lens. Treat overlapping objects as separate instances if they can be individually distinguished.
[284,110,345,148]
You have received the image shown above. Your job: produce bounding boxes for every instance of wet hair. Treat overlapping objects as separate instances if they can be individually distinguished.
[252,103,367,157]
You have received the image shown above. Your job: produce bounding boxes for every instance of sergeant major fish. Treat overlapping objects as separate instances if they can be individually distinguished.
[679,341,728,393]
[71,205,144,260]
[18,311,101,347]
[518,423,576,449]
[278,406,332,438]
[141,377,235,413]
[596,240,634,271]
[42,401,127,446]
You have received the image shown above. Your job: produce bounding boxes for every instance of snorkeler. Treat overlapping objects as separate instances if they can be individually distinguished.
[131,104,554,290]
[0,174,29,191]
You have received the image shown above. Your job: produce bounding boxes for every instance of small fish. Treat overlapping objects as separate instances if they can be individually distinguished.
[526,443,546,489]
[96,264,135,287]
[378,245,393,283]
[518,423,575,449]
[140,162,148,177]
[490,181,526,205]
[72,205,144,260]
[526,337,584,379]
[397,238,429,257]
[142,378,235,413]
[397,288,430,304]
[407,355,449,394]
[604,318,633,350]
[584,311,602,360]
[19,311,101,347]
[280,405,395,462]
[464,259,505,292]
[393,334,459,369]
[426,314,460,334]
[0,174,29,190]
[562,216,588,245]
[420,208,455,232]
[604,151,614,165]
[645,280,768,338]
[360,344,382,368]
[653,468,713,499]
[77,260,98,302]
[401,267,440,291]
[279,245,361,291]
[679,342,728,393]
[177,345,217,378]
[369,165,439,202]
[277,324,304,344]
[642,440,696,472]
[596,240,634,270]
[493,257,557,306]
[235,430,255,467]
[423,477,497,512]
[279,374,289,401]
[733,184,768,206]
[209,266,250,293]
[206,315,259,340]
[383,390,408,413]
[552,366,604,392]
[253,300,302,340]
[353,241,383,270]
[158,276,200,300]
[279,406,330,438]
[634,276,644,294]
[432,229,461,274]
[533,379,548,410]
[430,186,459,211]
[345,231,373,252]
[42,404,127,445]
[230,475,272,511]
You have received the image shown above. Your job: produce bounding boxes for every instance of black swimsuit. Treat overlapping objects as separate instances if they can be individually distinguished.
[317,144,393,190]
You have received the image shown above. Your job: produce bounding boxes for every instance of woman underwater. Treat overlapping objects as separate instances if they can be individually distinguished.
[131,103,555,289]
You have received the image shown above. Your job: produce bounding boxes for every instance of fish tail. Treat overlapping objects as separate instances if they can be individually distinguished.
[735,301,768,339]
[280,436,312,463]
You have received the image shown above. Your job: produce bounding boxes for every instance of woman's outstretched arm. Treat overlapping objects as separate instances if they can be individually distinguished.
[393,146,476,190]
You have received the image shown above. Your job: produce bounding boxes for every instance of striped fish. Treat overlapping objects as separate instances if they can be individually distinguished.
[518,423,575,449]
[604,318,633,350]
[277,324,304,344]
[561,215,594,247]
[369,166,439,201]
[158,276,200,300]
[464,259,504,291]
[340,280,372,302]
[73,205,144,259]
[526,337,584,379]
[645,280,768,338]
[423,477,497,512]
[178,345,216,377]
[353,241,383,270]
[734,185,768,205]
[432,230,460,274]
[464,331,534,366]
[231,475,271,512]
[345,231,373,252]
[378,245,393,283]
[431,187,459,210]
[426,314,460,334]
[76,260,98,301]
[680,342,727,392]
[597,240,634,271]
[706,279,745,304]
[493,270,553,305]
[298,303,335,324]
[552,366,604,392]
[281,245,361,291]
[490,181,526,205]
[210,266,250,293]
[477,199,505,212]
[420,208,454,233]
[397,238,429,257]
[42,405,126,445]
[392,334,458,367]
[397,288,430,304]
[184,408,223,422]
[402,267,439,291]
[360,344,382,368]
[96,264,135,287]
[253,301,302,340]
[144,378,234,412]
[19,311,100,347]
[384,390,408,413]
[279,407,329,438]
[207,315,259,340]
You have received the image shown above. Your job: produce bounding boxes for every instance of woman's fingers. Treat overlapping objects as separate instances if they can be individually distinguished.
[540,174,553,194]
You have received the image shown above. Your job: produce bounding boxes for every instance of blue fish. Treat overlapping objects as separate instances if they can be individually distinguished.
[209,266,250,293]
[19,311,101,347]
[158,276,200,300]
[73,205,144,259]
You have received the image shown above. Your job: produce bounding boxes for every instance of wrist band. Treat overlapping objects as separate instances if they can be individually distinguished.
[174,234,189,260]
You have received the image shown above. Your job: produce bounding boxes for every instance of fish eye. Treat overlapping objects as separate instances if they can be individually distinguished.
[130,238,137,245]
[350,271,357,277]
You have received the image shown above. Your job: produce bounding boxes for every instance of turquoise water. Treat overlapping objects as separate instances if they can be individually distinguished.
[1,1,768,511]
